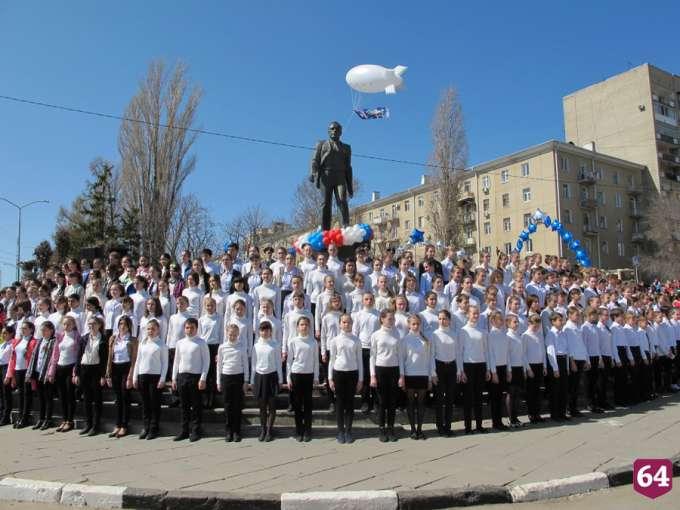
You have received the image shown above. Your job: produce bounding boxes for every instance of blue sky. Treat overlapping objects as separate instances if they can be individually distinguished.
[0,1,677,285]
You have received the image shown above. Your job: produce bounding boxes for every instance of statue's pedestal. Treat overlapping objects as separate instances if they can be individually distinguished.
[336,241,370,262]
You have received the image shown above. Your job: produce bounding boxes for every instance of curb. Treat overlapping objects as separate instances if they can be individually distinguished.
[0,454,677,509]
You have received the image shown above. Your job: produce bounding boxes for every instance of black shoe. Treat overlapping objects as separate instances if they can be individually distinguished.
[233,433,241,442]
[80,425,92,436]
[296,434,303,442]
[146,429,157,440]
[329,403,336,413]
[287,404,294,413]
[15,419,27,429]
[265,431,273,442]
[388,429,398,442]
[168,399,180,408]
[88,427,99,437]
[569,410,583,417]
[589,406,604,414]
[40,420,51,430]
[534,416,546,423]
[601,402,614,410]
[378,428,388,442]
[465,428,473,435]
[139,429,148,440]
[445,429,454,437]
[303,432,311,442]
[225,432,234,443]
[174,431,189,441]
[0,417,10,426]
[360,403,369,413]
[259,429,267,442]
[409,430,418,440]
[345,431,354,444]
[475,426,488,433]
[189,432,201,442]
[493,423,509,431]
[336,433,345,444]
[417,431,426,440]
[32,420,44,430]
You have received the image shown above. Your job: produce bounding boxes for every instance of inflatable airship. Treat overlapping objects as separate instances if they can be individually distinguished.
[345,64,407,95]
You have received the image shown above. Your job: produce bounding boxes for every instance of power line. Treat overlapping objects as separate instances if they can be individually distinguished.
[0,93,647,191]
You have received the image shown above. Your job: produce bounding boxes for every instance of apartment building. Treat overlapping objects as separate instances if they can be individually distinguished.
[563,63,680,194]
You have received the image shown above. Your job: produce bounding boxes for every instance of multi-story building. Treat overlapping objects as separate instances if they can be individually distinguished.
[563,63,680,194]
[270,140,646,269]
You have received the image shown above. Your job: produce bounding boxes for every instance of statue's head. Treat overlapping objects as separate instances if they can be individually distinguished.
[328,121,342,141]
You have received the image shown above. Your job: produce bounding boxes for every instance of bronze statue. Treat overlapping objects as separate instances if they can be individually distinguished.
[310,121,354,231]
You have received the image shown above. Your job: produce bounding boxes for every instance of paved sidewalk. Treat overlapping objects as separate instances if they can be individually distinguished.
[0,394,678,494]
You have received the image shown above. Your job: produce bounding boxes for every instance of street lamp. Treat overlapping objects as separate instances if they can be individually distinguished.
[0,198,49,281]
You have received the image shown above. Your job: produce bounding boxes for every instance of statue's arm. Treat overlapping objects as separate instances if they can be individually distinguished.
[310,141,323,183]
[346,144,354,197]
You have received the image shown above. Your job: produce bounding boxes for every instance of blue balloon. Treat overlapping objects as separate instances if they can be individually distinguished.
[570,239,581,251]
[581,258,592,268]
[543,215,552,227]
[561,230,572,243]
[528,223,537,234]
[551,219,560,231]
[520,230,530,241]
[516,239,524,252]
[575,249,585,259]
[409,228,425,244]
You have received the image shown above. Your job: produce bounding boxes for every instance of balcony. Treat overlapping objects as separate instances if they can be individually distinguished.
[657,133,680,146]
[458,191,475,204]
[371,213,399,227]
[631,232,645,243]
[629,208,643,219]
[462,213,476,224]
[655,112,679,126]
[577,170,597,184]
[659,152,680,164]
[464,237,476,247]
[627,184,642,195]
[580,198,598,209]
[582,224,598,236]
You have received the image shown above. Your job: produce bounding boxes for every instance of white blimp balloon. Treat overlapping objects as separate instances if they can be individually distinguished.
[345,64,407,95]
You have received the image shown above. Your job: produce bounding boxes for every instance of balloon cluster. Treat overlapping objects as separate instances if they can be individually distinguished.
[409,228,425,244]
[515,209,592,268]
[293,223,374,253]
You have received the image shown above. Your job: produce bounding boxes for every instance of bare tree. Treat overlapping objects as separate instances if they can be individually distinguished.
[640,193,680,281]
[118,59,202,259]
[427,86,468,247]
[242,205,268,246]
[166,194,217,258]
[291,177,361,230]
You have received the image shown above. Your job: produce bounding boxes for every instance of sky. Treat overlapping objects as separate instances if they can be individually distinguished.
[0,1,678,285]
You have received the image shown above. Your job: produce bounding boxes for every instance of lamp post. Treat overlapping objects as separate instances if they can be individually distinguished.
[0,198,49,281]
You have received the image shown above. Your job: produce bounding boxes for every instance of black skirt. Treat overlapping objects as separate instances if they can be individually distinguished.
[405,375,429,390]
[253,371,279,401]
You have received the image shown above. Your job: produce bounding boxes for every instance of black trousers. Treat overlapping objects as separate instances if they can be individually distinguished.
[375,365,400,429]
[675,341,680,384]
[178,373,202,434]
[489,365,508,427]
[220,373,244,435]
[206,344,219,405]
[320,181,350,231]
[508,366,525,422]
[55,364,75,422]
[291,372,314,435]
[434,360,457,432]
[111,362,131,428]
[549,355,568,419]
[614,347,631,404]
[587,356,603,407]
[13,370,32,422]
[599,356,613,407]
[361,348,374,408]
[0,365,12,421]
[655,356,672,393]
[35,380,54,421]
[630,346,644,403]
[320,349,334,404]
[639,352,653,400]
[568,359,586,413]
[139,374,161,431]
[463,362,486,431]
[526,363,544,418]
[333,369,358,433]
[80,365,103,427]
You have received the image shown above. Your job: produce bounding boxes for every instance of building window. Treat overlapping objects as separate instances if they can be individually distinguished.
[404,200,410,212]
[525,239,533,252]
[612,171,619,185]
[616,219,623,232]
[465,227,474,239]
[521,162,530,177]
[482,176,490,189]
[559,156,569,172]
[463,181,471,192]
[504,242,512,254]
[483,198,490,212]
[596,191,605,205]
[522,187,531,202]
[502,194,510,207]
[417,216,424,228]
[564,209,573,224]
[483,246,491,254]
[484,222,491,235]
[562,183,571,199]
[368,212,373,221]
[404,219,410,229]
[417,195,424,208]
[601,240,609,254]
[523,213,531,227]
[503,217,512,232]
[617,241,625,257]
[615,192,622,208]
[627,175,634,187]
[633,220,640,233]
[501,169,509,183]
[432,191,440,202]
[598,215,608,229]
[595,168,603,180]
[580,186,589,200]
[379,208,385,219]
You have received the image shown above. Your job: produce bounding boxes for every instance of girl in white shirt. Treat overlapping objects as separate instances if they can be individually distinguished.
[199,297,223,409]
[250,321,282,442]
[418,292,439,341]
[105,315,137,438]
[352,293,380,413]
[287,316,319,442]
[369,310,405,442]
[522,314,547,423]
[432,276,450,312]
[157,279,176,319]
[346,273,366,314]
[374,275,394,312]
[432,310,461,436]
[132,319,168,440]
[217,324,249,442]
[47,316,81,433]
[394,295,410,339]
[139,298,168,346]
[403,275,424,314]
[320,293,343,412]
[182,273,205,319]
[103,283,124,340]
[402,314,436,440]
[74,316,108,436]
[328,314,363,444]
[459,305,490,434]
[505,314,526,427]
[205,275,226,318]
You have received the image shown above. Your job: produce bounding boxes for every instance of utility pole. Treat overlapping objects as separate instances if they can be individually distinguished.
[0,198,49,280]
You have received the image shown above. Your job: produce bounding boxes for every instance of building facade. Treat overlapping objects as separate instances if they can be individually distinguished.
[270,141,646,269]
[563,63,680,194]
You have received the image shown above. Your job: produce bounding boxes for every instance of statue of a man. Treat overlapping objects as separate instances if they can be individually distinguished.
[310,121,354,231]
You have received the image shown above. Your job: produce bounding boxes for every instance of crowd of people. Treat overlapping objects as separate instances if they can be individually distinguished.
[0,242,679,445]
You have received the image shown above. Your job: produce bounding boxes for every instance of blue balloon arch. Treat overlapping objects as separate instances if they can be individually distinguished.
[515,209,592,268]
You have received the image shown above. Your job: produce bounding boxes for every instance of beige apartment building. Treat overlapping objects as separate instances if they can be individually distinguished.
[563,63,680,194]
[271,140,646,269]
